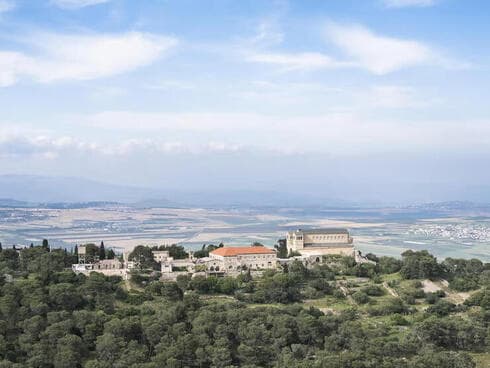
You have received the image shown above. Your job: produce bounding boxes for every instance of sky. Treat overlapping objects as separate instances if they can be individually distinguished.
[0,0,489,203]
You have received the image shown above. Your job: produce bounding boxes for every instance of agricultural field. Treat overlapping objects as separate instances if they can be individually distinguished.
[1,204,489,261]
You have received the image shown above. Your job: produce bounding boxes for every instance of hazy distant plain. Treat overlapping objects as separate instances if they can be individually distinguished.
[0,206,489,261]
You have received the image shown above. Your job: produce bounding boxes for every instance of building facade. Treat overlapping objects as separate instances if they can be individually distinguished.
[286,228,354,257]
[209,246,277,272]
[152,250,171,263]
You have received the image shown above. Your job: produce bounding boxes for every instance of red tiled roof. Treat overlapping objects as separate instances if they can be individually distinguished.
[210,246,275,257]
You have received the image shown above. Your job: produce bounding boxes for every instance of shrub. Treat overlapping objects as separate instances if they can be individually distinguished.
[426,300,456,316]
[390,314,409,326]
[361,285,385,297]
[352,291,370,304]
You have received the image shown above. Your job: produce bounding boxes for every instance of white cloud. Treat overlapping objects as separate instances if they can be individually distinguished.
[50,0,111,9]
[3,109,490,159]
[246,23,462,75]
[0,0,14,13]
[0,31,177,86]
[325,23,435,74]
[246,51,345,71]
[250,20,284,47]
[383,0,436,8]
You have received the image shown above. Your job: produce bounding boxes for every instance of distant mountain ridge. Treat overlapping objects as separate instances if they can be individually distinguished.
[3,174,486,210]
[0,175,173,204]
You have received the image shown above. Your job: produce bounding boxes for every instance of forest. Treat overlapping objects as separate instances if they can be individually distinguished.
[0,244,488,367]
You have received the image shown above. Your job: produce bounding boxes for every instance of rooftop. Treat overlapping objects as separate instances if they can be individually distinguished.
[210,246,276,257]
[291,228,349,235]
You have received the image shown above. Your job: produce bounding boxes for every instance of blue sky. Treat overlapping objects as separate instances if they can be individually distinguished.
[0,0,489,203]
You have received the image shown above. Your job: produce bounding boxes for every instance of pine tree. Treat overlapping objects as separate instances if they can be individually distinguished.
[42,239,49,251]
[0,242,2,252]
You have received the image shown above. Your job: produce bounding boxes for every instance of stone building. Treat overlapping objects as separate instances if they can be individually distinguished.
[93,259,123,270]
[77,244,98,264]
[286,228,354,258]
[209,245,277,272]
[152,250,171,263]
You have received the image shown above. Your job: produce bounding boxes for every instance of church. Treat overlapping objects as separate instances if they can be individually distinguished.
[286,228,355,258]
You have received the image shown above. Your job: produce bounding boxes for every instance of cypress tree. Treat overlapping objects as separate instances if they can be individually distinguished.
[99,241,106,260]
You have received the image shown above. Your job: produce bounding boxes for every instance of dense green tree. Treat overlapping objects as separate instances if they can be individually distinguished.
[275,239,288,258]
[409,350,475,368]
[129,245,159,270]
[193,243,223,258]
[106,249,115,260]
[0,247,486,368]
[0,248,19,272]
[377,256,403,274]
[465,288,490,309]
[53,334,84,368]
[400,250,443,279]
[154,244,188,259]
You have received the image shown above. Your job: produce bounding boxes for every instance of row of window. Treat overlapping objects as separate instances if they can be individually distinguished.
[208,262,273,272]
[237,255,274,259]
[311,235,345,240]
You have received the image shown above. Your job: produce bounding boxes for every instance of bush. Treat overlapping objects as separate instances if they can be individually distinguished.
[464,288,490,309]
[400,250,443,279]
[368,298,410,316]
[352,291,370,304]
[361,285,385,297]
[332,289,345,299]
[426,300,456,316]
[425,292,440,305]
[390,314,409,326]
[449,277,480,292]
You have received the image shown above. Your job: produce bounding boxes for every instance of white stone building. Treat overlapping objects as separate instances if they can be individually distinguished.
[152,250,171,263]
[286,228,354,258]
